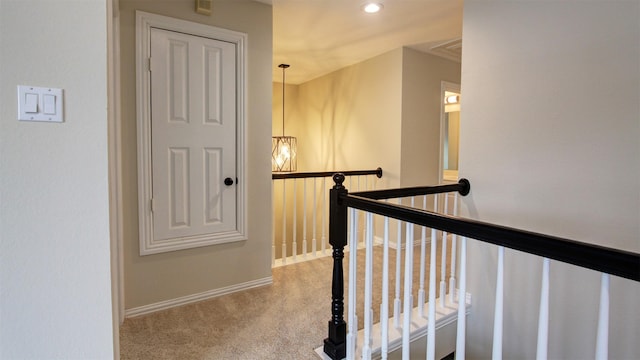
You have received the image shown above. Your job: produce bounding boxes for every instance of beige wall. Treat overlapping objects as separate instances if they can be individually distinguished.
[271,48,461,254]
[286,47,461,187]
[296,48,404,186]
[272,82,300,143]
[271,50,404,258]
[400,48,461,187]
[119,0,273,309]
[460,1,639,358]
[0,0,114,357]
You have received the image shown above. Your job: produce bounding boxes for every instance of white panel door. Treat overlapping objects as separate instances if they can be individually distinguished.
[150,27,236,243]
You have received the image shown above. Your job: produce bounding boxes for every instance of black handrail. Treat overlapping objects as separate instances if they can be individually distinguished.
[343,194,639,282]
[323,173,640,360]
[272,167,382,180]
[352,178,470,199]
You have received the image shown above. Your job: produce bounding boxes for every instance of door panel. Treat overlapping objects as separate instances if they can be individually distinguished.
[168,147,190,229]
[150,27,236,243]
[168,39,188,123]
[204,147,222,224]
[204,47,222,125]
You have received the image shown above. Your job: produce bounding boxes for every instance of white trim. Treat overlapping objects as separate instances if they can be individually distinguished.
[135,11,248,255]
[107,0,122,357]
[439,81,461,184]
[112,0,125,327]
[273,251,333,268]
[124,276,273,318]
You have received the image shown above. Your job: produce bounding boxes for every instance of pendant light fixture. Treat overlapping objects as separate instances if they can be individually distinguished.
[272,64,297,172]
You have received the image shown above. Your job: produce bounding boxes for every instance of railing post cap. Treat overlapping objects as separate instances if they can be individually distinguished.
[458,178,471,196]
[333,173,345,187]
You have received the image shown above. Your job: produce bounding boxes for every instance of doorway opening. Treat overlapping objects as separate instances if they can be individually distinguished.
[440,82,461,183]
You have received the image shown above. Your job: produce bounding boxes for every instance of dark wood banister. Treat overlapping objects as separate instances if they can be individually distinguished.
[271,167,382,180]
[343,194,639,282]
[323,174,640,360]
[352,178,470,199]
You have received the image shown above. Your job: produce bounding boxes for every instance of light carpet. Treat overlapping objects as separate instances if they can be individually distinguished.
[120,242,450,359]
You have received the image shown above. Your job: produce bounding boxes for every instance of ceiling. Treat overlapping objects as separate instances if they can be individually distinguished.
[260,0,464,84]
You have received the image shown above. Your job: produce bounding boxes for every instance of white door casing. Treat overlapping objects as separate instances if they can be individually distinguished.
[136,11,247,255]
[439,81,461,184]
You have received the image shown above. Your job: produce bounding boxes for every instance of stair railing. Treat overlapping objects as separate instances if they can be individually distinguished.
[322,174,640,360]
[271,167,382,267]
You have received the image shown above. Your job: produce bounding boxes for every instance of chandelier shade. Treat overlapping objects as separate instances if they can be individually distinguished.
[272,136,297,172]
[272,63,297,172]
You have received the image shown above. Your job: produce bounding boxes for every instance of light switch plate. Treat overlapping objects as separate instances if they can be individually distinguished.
[17,85,64,122]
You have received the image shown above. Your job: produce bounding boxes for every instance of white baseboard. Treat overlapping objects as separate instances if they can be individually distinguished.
[273,250,332,268]
[124,276,273,318]
[374,236,431,250]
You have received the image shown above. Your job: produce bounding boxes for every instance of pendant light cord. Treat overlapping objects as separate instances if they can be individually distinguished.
[279,64,290,136]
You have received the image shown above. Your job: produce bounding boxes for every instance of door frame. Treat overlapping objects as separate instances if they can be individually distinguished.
[135,11,248,255]
[439,81,461,183]
[107,0,123,353]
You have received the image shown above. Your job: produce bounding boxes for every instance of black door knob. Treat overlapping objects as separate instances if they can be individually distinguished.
[224,177,234,186]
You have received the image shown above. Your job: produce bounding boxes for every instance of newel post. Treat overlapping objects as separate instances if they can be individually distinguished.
[323,173,348,360]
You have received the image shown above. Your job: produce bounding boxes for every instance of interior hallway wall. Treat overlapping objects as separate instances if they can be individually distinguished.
[119,0,273,310]
[400,47,461,188]
[271,48,461,255]
[0,0,114,357]
[459,1,640,358]
[295,48,404,186]
[291,47,461,190]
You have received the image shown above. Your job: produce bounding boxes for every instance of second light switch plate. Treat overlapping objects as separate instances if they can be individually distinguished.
[17,85,64,123]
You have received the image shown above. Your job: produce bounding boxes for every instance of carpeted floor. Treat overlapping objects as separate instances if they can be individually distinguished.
[120,241,450,359]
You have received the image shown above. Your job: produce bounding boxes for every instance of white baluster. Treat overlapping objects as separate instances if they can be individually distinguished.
[402,222,414,360]
[595,273,609,360]
[362,212,374,359]
[426,227,437,360]
[536,258,550,360]
[418,195,427,317]
[426,194,439,360]
[455,237,467,359]
[492,246,505,360]
[363,176,368,247]
[321,177,327,255]
[292,179,297,262]
[346,176,352,253]
[440,194,448,308]
[394,199,403,329]
[381,214,390,360]
[449,193,459,304]
[281,180,287,265]
[352,176,357,249]
[347,208,358,360]
[358,176,364,246]
[302,179,307,259]
[411,196,427,317]
[312,177,317,257]
[351,176,356,252]
[271,179,276,267]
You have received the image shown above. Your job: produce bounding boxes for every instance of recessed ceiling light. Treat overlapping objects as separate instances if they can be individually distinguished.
[362,2,383,14]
